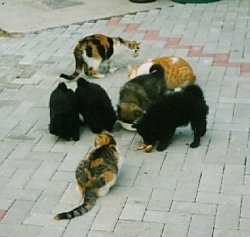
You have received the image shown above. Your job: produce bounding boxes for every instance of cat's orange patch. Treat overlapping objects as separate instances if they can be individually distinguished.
[94,132,113,147]
[127,56,196,90]
[90,158,104,168]
[102,171,115,183]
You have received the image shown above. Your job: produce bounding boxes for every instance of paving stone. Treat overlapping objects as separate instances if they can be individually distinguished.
[36,221,68,237]
[240,218,250,232]
[187,214,215,237]
[171,201,217,216]
[162,222,190,237]
[215,204,241,230]
[199,164,224,193]
[0,223,41,237]
[1,200,35,224]
[213,229,250,237]
[114,220,164,237]
[119,198,146,221]
[0,1,250,236]
[91,205,121,231]
[197,192,242,206]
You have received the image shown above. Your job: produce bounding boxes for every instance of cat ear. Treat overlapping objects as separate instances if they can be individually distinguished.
[134,110,142,118]
[117,104,121,113]
[133,108,143,118]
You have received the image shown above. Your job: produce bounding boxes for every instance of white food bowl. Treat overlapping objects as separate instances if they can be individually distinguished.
[119,120,136,131]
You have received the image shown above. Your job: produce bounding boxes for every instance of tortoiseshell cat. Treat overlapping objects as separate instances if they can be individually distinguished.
[60,33,140,80]
[54,131,122,220]
[128,56,196,89]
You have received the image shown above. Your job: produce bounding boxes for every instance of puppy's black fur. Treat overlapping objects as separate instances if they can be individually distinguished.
[75,77,117,133]
[133,85,209,151]
[49,82,80,141]
[117,64,167,124]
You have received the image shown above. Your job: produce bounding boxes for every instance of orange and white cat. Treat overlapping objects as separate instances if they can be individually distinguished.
[128,56,196,90]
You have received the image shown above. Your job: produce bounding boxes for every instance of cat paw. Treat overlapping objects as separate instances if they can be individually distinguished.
[109,67,118,73]
[93,74,105,79]
[190,142,199,148]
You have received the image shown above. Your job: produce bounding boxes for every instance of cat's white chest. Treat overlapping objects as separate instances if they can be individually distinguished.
[98,177,116,197]
[98,153,123,197]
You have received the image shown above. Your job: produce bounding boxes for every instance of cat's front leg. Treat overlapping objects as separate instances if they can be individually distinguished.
[87,67,105,78]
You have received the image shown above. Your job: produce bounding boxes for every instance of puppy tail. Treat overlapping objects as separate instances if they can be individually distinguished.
[57,82,68,91]
[77,77,90,87]
[149,64,164,77]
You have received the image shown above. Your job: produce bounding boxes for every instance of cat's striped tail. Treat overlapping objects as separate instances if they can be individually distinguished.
[54,188,97,220]
[60,72,80,80]
[60,47,84,80]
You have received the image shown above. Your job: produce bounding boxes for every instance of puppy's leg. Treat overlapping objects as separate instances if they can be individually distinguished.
[190,119,206,148]
[156,128,176,151]
[72,128,80,141]
[200,119,207,137]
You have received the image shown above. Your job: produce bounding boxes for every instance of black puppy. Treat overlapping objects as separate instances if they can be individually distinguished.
[75,77,117,133]
[132,84,209,152]
[49,82,80,141]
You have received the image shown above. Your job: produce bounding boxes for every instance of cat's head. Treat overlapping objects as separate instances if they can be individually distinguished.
[117,102,143,124]
[127,40,140,57]
[127,64,139,79]
[116,38,140,57]
[94,131,116,147]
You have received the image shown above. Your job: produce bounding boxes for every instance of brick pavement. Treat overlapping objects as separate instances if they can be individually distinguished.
[0,0,250,236]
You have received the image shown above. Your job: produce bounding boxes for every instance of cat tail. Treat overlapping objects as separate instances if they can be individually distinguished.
[60,47,84,80]
[60,72,80,80]
[54,188,97,220]
[77,77,90,87]
[149,64,164,77]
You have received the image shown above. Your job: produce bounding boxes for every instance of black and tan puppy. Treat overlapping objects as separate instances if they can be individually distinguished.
[133,85,209,152]
[75,77,117,133]
[117,64,167,124]
[49,82,80,141]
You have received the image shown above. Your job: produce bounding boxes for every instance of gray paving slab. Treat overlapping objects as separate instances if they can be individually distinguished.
[0,0,250,236]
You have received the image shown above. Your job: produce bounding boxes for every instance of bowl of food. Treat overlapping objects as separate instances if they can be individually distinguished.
[119,120,136,131]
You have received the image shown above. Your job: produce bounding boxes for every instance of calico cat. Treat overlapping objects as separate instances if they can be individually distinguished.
[75,77,117,133]
[60,33,140,80]
[128,56,196,89]
[54,131,122,220]
[117,64,167,124]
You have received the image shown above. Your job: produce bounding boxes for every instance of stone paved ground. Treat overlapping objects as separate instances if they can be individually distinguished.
[0,0,250,236]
